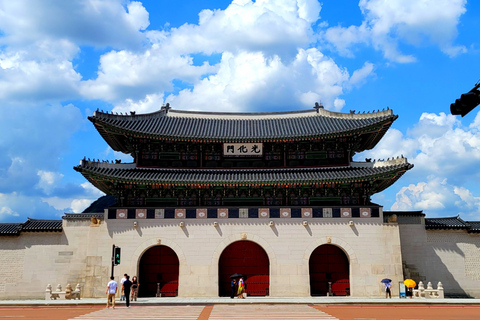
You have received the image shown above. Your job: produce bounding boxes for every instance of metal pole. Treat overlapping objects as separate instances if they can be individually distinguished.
[111,244,115,278]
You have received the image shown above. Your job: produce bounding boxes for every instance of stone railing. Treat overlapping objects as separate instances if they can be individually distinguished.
[413,281,444,299]
[45,284,81,300]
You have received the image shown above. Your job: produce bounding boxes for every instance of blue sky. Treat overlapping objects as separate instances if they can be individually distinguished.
[1,0,479,222]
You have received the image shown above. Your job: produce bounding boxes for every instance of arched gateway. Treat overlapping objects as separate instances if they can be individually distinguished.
[139,245,179,297]
[309,244,349,296]
[218,240,269,296]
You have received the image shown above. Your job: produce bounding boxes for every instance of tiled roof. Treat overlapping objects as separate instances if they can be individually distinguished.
[89,107,397,152]
[0,223,23,235]
[63,213,104,220]
[74,158,413,194]
[425,216,467,229]
[425,216,480,232]
[21,219,63,232]
[0,218,62,236]
[466,221,480,233]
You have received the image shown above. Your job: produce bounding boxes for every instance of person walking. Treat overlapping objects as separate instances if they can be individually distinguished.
[385,281,392,298]
[237,277,245,299]
[122,275,133,307]
[120,274,127,301]
[230,278,237,299]
[131,276,139,301]
[106,276,118,309]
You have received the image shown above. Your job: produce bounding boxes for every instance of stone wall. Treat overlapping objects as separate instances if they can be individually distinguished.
[398,225,480,298]
[0,215,404,299]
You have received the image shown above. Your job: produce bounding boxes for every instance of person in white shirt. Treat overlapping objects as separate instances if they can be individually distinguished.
[106,276,118,308]
[120,274,127,301]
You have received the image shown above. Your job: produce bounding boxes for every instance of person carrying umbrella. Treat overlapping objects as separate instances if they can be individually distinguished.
[381,279,392,298]
[230,273,242,299]
[230,278,237,299]
[404,279,416,298]
[237,277,245,299]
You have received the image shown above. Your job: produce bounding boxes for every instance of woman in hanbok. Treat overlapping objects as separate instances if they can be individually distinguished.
[237,277,245,298]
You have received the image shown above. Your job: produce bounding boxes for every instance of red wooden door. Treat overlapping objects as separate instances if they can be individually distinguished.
[139,245,179,297]
[309,244,349,296]
[218,241,269,296]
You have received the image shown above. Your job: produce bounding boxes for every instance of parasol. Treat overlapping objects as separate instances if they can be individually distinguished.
[404,279,416,288]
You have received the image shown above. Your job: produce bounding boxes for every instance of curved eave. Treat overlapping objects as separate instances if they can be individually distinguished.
[74,160,413,194]
[89,108,397,154]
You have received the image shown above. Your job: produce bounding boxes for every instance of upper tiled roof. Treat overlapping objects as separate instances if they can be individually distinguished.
[74,157,413,194]
[0,218,62,236]
[89,106,397,152]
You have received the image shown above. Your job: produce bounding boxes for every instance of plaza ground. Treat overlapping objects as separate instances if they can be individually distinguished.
[1,298,480,320]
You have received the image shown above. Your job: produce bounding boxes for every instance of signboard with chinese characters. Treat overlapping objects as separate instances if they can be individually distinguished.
[223,143,263,156]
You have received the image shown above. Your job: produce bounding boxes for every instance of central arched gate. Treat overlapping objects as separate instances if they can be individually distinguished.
[309,244,350,296]
[138,245,179,297]
[218,240,269,296]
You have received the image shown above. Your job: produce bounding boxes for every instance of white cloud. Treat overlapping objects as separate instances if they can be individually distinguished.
[41,182,104,213]
[361,110,480,218]
[391,177,480,220]
[324,0,467,62]
[0,0,149,50]
[80,48,215,101]
[349,62,375,87]
[163,0,319,58]
[0,49,81,102]
[36,171,64,195]
[165,49,360,112]
[0,206,20,219]
[392,178,449,211]
[360,112,480,183]
[0,103,83,194]
[70,199,96,213]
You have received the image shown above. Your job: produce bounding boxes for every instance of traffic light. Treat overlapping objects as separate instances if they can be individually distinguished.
[450,83,480,117]
[114,247,121,265]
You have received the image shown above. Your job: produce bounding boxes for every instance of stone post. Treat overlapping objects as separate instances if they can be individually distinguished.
[437,282,444,299]
[45,284,52,300]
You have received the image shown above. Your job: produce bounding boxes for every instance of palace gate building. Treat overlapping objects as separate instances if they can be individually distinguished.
[1,104,480,299]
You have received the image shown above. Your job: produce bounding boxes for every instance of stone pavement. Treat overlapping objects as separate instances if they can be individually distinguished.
[1,296,479,306]
[69,304,340,320]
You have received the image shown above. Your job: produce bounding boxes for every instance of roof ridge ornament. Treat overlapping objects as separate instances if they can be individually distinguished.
[161,103,171,113]
[314,102,323,113]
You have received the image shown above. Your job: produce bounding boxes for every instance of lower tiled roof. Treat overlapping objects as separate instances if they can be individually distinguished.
[75,160,413,190]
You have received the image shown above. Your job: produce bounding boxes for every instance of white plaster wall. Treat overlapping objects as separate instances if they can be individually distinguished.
[398,225,480,298]
[0,217,404,299]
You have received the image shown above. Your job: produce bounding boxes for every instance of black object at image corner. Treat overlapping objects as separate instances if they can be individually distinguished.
[451,82,480,117]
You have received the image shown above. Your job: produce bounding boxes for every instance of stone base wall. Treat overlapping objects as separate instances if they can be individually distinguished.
[398,225,480,298]
[0,216,404,299]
